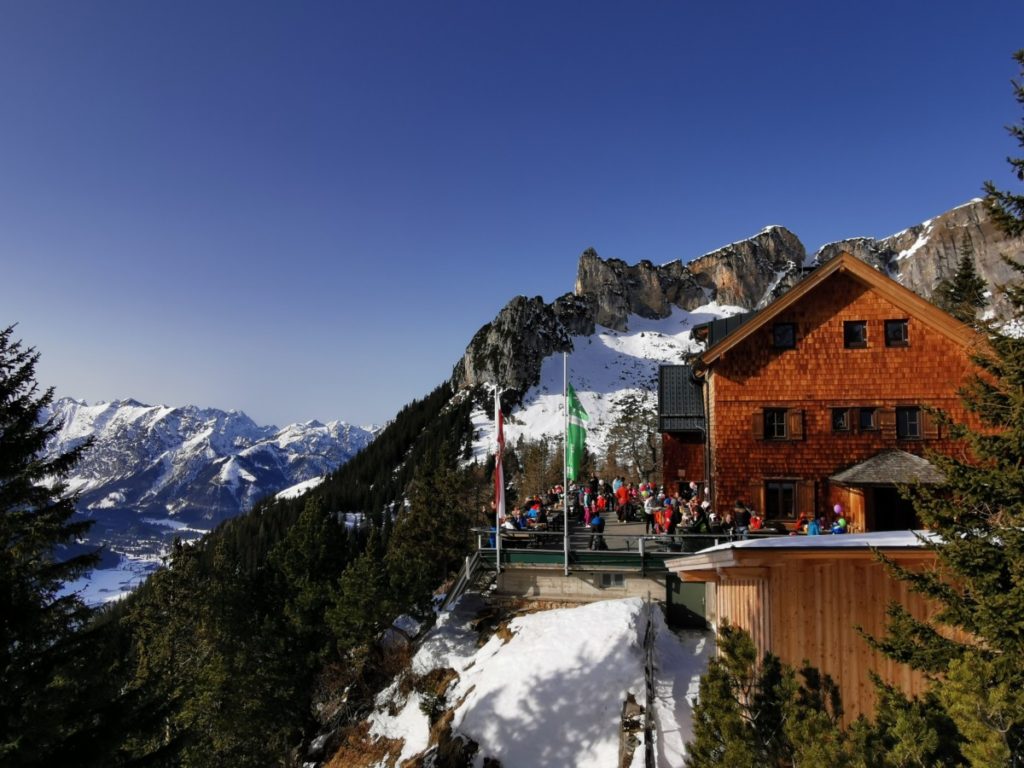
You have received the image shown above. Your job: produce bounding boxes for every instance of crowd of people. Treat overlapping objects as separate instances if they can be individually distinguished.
[494,477,852,549]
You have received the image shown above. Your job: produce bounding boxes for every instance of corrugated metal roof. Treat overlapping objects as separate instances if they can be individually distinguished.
[658,365,705,433]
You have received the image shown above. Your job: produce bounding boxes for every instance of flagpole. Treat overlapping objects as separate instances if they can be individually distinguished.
[563,352,569,576]
[495,387,503,575]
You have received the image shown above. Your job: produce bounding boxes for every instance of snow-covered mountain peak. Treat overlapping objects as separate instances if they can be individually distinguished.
[49,397,377,604]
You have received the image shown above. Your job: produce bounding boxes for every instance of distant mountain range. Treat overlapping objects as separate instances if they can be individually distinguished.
[49,397,377,603]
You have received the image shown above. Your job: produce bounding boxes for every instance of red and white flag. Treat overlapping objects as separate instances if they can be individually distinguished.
[494,389,505,524]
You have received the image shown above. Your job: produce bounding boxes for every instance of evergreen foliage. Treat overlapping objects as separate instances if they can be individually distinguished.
[686,623,851,768]
[983,49,1024,237]
[605,392,661,482]
[0,325,104,765]
[934,234,988,324]
[864,48,1024,765]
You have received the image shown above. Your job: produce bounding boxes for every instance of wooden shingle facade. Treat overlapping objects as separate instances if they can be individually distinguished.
[666,534,947,723]
[660,252,979,531]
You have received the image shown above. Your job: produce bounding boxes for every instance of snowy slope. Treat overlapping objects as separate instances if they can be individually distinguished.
[469,303,744,461]
[356,596,712,767]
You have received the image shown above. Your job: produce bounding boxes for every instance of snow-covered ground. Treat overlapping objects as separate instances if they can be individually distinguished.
[276,475,326,500]
[470,304,744,461]
[366,596,713,767]
[63,552,164,605]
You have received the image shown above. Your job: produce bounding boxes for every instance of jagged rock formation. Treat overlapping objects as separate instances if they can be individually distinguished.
[452,226,806,394]
[686,225,807,309]
[815,199,1024,316]
[452,200,1024,400]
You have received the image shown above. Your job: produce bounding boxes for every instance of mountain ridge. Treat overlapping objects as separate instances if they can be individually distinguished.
[453,198,1024,405]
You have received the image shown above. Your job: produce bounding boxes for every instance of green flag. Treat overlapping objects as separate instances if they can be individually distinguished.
[566,383,588,482]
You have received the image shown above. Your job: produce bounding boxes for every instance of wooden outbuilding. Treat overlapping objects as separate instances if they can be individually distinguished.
[666,532,941,722]
[660,252,980,530]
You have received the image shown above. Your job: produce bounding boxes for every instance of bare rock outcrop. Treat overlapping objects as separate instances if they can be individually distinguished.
[572,249,709,331]
[686,225,806,309]
[815,199,1024,316]
[451,296,571,397]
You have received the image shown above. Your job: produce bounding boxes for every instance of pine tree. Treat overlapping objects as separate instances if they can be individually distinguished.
[934,234,988,324]
[866,48,1024,766]
[983,49,1024,237]
[386,458,476,615]
[686,623,852,768]
[270,495,350,658]
[326,526,394,653]
[0,325,99,765]
[606,392,661,482]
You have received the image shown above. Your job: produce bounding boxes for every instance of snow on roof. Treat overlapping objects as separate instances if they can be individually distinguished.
[696,530,936,556]
[370,596,713,766]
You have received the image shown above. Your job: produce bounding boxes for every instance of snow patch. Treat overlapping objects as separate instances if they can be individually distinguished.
[368,596,713,766]
[473,305,743,459]
[896,220,933,261]
[275,475,325,500]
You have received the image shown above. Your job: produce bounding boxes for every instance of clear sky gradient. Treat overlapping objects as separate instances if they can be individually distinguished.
[2,2,1022,427]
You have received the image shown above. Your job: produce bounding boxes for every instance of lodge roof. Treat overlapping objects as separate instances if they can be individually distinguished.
[829,449,945,487]
[665,530,938,576]
[697,252,977,367]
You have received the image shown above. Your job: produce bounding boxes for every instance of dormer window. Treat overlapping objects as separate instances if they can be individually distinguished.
[844,320,868,348]
[772,323,796,349]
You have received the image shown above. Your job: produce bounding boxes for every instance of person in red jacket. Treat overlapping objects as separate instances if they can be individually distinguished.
[615,483,630,522]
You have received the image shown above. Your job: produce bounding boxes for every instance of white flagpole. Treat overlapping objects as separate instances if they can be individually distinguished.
[563,352,570,576]
[495,387,503,574]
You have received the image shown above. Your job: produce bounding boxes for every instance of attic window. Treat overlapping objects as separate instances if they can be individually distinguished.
[772,323,796,349]
[885,319,909,347]
[844,320,868,348]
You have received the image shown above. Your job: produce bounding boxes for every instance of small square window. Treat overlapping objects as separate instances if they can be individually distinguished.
[772,323,796,349]
[764,408,788,440]
[601,573,625,588]
[844,320,868,348]
[858,407,877,431]
[896,406,921,438]
[885,319,909,347]
[831,408,850,432]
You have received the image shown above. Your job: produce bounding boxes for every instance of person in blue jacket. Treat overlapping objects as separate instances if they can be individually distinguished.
[589,510,607,550]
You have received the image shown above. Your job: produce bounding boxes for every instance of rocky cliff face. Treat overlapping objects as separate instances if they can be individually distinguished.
[814,199,1024,316]
[452,226,807,395]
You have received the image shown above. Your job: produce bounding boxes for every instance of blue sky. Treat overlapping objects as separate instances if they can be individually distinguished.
[2,2,1022,427]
